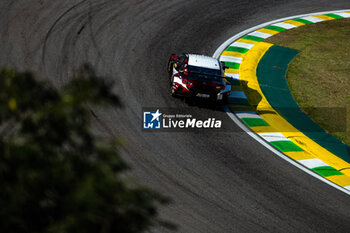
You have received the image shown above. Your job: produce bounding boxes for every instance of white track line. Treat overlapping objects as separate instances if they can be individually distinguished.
[301,16,324,23]
[271,22,297,29]
[219,56,243,63]
[335,12,350,18]
[298,158,329,169]
[259,132,290,142]
[235,112,262,119]
[248,31,273,39]
[225,73,240,80]
[229,42,255,49]
[214,10,350,196]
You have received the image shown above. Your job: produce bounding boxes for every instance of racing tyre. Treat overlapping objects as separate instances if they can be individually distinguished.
[170,83,176,96]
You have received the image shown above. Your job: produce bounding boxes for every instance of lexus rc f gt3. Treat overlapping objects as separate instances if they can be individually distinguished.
[167,53,231,102]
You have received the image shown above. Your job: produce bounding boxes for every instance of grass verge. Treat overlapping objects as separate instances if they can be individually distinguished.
[266,18,350,145]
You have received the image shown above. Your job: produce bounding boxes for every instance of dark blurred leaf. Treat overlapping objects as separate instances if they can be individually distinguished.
[0,66,173,233]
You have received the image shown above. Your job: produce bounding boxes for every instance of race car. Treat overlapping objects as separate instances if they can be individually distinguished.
[167,53,231,102]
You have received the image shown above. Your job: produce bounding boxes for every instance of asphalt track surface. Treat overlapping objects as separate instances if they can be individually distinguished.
[1,1,350,232]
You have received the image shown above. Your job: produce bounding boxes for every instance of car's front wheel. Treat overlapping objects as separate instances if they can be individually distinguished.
[167,61,174,77]
[169,82,176,96]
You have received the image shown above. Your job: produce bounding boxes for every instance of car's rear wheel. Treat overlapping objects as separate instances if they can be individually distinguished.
[216,93,229,105]
[221,93,229,104]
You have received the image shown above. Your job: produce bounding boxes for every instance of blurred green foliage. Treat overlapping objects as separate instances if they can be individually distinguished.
[0,65,174,233]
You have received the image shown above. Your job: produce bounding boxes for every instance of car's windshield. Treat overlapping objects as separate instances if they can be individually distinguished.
[186,65,222,82]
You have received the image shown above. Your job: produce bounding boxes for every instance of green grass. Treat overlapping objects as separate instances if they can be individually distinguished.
[266,18,350,145]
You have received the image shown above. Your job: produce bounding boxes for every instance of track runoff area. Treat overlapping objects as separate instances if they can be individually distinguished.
[213,10,350,195]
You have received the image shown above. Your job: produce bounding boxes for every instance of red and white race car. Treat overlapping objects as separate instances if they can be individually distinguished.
[167,53,231,102]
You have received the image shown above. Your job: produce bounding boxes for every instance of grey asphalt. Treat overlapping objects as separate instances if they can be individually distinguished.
[1,1,350,232]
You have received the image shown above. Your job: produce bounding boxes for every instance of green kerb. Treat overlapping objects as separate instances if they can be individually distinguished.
[292,18,313,25]
[264,25,287,32]
[312,166,343,177]
[325,13,344,19]
[241,35,264,42]
[270,140,303,152]
[225,46,249,53]
[241,118,270,127]
[224,61,240,69]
